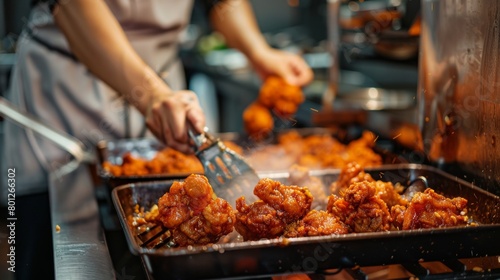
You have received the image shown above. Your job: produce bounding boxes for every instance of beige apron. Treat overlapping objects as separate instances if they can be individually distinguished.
[1,0,194,199]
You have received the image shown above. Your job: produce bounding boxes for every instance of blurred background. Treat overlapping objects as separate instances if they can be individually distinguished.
[0,0,421,134]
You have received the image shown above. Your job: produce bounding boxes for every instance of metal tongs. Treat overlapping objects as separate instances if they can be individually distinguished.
[188,128,259,207]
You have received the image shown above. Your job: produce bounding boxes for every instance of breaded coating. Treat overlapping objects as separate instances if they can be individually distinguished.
[156,174,235,246]
[327,181,392,233]
[172,197,235,246]
[288,164,327,210]
[243,102,274,140]
[245,131,383,172]
[391,188,468,230]
[284,210,349,237]
[253,178,313,223]
[234,199,287,240]
[258,76,304,117]
[243,76,305,139]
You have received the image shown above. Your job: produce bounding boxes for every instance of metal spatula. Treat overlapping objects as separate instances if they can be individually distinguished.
[188,128,259,207]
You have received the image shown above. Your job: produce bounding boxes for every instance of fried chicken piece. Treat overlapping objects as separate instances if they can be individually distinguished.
[223,140,244,155]
[156,174,235,246]
[157,174,214,228]
[277,130,303,144]
[294,134,346,169]
[172,197,235,246]
[344,131,383,167]
[288,164,327,210]
[390,204,406,230]
[235,178,313,240]
[243,77,304,140]
[372,180,407,208]
[243,102,274,141]
[391,188,468,230]
[330,162,407,208]
[284,210,349,237]
[103,147,203,176]
[258,76,304,117]
[120,153,149,176]
[102,161,123,176]
[254,178,313,223]
[327,181,391,233]
[241,130,384,172]
[234,199,287,240]
[330,162,374,194]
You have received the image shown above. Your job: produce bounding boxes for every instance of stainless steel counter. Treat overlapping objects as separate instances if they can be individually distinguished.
[49,161,115,279]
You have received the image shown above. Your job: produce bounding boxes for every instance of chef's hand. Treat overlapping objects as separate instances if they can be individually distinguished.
[250,47,313,87]
[145,90,205,154]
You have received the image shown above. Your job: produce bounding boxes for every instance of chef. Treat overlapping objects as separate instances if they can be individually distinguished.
[2,0,313,200]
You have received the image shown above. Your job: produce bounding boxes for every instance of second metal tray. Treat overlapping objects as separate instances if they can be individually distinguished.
[97,128,404,190]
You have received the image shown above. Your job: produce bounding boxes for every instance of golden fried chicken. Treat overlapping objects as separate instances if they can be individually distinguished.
[120,152,149,176]
[243,77,305,140]
[156,174,235,246]
[243,131,383,172]
[284,210,349,237]
[234,199,287,240]
[344,131,383,167]
[330,162,374,193]
[288,164,327,210]
[235,178,313,240]
[172,197,236,246]
[103,147,203,176]
[245,145,297,171]
[276,130,302,144]
[327,181,392,233]
[147,148,204,174]
[223,140,244,155]
[372,180,407,208]
[253,178,313,223]
[391,188,468,230]
[243,102,274,141]
[258,76,304,117]
[330,162,407,208]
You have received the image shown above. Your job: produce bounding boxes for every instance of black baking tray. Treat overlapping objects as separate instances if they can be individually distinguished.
[112,164,500,279]
[97,127,404,190]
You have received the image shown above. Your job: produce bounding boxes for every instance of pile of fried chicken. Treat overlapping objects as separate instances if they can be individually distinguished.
[103,130,382,176]
[135,162,470,247]
[103,147,204,176]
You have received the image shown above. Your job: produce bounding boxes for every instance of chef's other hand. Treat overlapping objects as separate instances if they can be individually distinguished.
[251,48,313,87]
[145,90,205,154]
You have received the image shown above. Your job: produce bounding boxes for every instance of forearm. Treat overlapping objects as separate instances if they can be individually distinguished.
[52,0,170,114]
[209,0,270,60]
[208,0,313,86]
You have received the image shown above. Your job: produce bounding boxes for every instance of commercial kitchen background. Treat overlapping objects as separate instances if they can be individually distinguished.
[0,0,421,133]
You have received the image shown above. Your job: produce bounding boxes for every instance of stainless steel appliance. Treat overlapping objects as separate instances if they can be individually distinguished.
[419,0,500,195]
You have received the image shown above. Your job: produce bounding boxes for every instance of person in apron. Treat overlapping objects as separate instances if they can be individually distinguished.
[2,0,313,201]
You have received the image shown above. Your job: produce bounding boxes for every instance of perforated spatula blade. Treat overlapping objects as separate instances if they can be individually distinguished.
[189,128,259,207]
